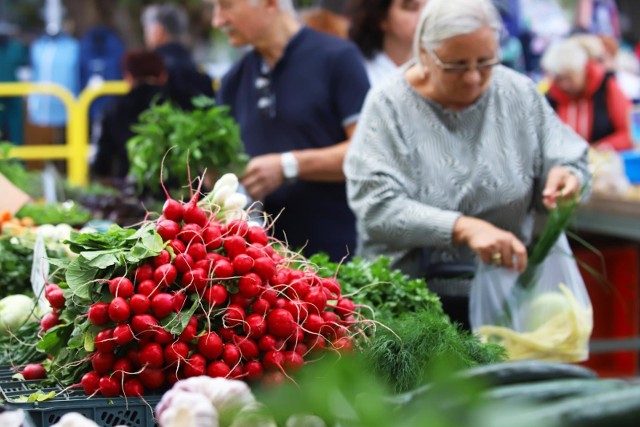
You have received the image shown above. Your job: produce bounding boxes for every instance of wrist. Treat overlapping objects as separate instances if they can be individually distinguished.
[452,216,478,245]
[280,151,299,182]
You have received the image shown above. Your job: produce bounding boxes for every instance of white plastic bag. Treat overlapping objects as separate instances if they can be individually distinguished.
[470,234,593,362]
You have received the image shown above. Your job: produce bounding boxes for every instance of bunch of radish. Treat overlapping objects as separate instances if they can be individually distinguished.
[43,177,357,398]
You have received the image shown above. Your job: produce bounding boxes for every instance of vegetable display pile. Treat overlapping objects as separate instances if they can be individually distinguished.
[36,175,358,397]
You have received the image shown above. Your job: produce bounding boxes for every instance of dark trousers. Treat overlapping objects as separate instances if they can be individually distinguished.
[439,294,471,331]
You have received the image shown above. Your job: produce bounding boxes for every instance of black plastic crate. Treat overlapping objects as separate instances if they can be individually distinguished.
[0,367,160,427]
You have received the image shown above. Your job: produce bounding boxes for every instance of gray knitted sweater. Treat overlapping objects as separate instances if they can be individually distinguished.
[344,65,590,279]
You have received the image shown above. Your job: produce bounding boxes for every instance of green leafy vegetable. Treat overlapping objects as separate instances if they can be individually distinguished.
[16,201,92,226]
[0,237,34,298]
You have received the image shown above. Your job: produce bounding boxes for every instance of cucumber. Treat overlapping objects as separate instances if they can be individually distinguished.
[519,385,640,427]
[483,378,628,404]
[454,360,597,387]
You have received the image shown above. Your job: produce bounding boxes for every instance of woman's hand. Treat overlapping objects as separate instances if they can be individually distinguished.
[542,166,581,209]
[453,216,528,272]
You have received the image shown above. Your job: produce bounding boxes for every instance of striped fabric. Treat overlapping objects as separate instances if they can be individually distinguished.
[344,64,591,280]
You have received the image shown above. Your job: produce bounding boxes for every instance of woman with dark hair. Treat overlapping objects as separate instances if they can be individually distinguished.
[347,0,425,86]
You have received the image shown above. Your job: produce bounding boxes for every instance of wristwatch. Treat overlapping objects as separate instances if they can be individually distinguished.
[281,151,299,182]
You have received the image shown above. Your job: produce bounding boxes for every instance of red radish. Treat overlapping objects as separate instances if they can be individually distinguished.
[222,343,241,366]
[113,324,134,345]
[162,198,184,222]
[99,376,120,397]
[267,309,296,338]
[246,246,267,260]
[134,264,154,283]
[207,252,227,263]
[154,328,173,345]
[88,302,110,326]
[174,253,194,273]
[21,363,46,380]
[246,226,268,246]
[195,257,214,272]
[168,239,186,254]
[139,342,164,369]
[157,219,180,241]
[287,279,310,300]
[151,293,174,319]
[164,341,189,366]
[203,226,222,250]
[235,336,260,360]
[332,337,354,352]
[126,349,141,369]
[272,253,285,263]
[179,223,203,245]
[197,332,223,360]
[321,311,339,326]
[129,294,151,314]
[108,277,134,298]
[131,314,159,335]
[108,297,130,323]
[305,335,327,352]
[172,291,186,311]
[233,254,254,275]
[263,245,275,257]
[153,250,172,268]
[181,268,207,293]
[203,284,228,307]
[223,235,246,259]
[40,311,59,332]
[243,314,267,339]
[291,327,305,344]
[81,371,100,395]
[262,371,286,388]
[284,300,309,323]
[321,278,341,299]
[253,257,276,281]
[260,287,278,306]
[263,350,285,371]
[94,328,116,353]
[223,305,245,328]
[112,358,133,382]
[138,367,165,389]
[213,259,234,279]
[186,243,207,261]
[305,289,328,314]
[167,371,182,386]
[45,285,65,309]
[273,298,287,309]
[154,263,178,287]
[218,327,237,342]
[293,343,308,356]
[179,324,197,343]
[334,298,356,318]
[258,334,277,352]
[229,363,245,379]
[123,378,144,397]
[227,219,249,236]
[244,360,264,381]
[137,279,159,298]
[207,361,231,378]
[303,314,324,335]
[283,351,304,373]
[92,352,115,375]
[251,298,271,316]
[238,273,262,299]
[230,293,252,308]
[183,201,208,227]
[184,355,207,378]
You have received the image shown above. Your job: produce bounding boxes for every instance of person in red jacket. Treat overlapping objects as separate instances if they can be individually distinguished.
[541,37,633,152]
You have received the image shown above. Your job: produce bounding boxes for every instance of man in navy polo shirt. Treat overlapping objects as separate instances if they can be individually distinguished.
[213,0,370,261]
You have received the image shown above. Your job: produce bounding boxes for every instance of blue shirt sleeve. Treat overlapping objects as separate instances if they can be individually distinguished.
[330,44,370,128]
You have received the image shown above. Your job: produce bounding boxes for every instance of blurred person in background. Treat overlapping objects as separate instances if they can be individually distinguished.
[142,4,214,110]
[213,0,370,261]
[542,37,633,151]
[299,0,349,39]
[347,0,426,86]
[92,50,167,182]
[344,0,589,328]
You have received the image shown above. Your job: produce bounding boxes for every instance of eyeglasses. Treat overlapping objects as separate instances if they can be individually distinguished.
[255,65,276,119]
[428,50,500,74]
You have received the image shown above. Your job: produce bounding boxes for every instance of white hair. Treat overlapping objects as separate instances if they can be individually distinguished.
[540,39,589,75]
[413,0,503,68]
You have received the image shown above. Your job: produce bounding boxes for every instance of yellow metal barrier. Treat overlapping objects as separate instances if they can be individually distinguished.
[0,81,129,186]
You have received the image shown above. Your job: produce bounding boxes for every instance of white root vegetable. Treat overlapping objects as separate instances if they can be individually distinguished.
[223,194,248,211]
[157,390,219,427]
[213,173,239,194]
[51,413,100,427]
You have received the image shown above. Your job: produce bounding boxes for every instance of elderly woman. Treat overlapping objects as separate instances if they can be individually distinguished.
[344,0,590,328]
[542,37,633,152]
[347,0,426,86]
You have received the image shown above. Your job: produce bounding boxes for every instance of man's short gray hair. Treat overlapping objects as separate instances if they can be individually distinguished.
[413,0,502,68]
[541,38,589,76]
[142,4,188,37]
